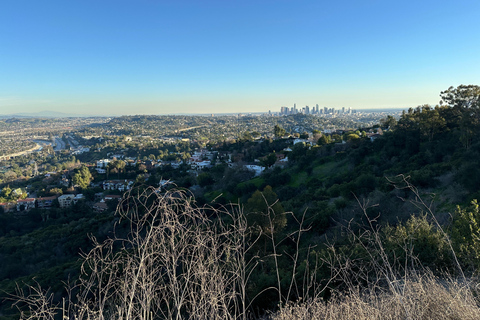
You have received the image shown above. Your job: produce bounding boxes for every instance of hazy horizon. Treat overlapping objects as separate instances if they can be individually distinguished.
[1,0,479,116]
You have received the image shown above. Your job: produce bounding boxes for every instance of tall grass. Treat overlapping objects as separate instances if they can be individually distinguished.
[10,181,480,319]
[271,274,480,320]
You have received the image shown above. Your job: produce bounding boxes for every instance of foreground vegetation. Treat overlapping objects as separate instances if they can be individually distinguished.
[2,85,480,318]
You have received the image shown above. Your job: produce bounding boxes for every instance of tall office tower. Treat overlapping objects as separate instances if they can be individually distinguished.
[342,107,345,113]
[316,104,319,113]
[324,107,328,114]
[305,106,310,114]
[348,107,352,114]
[294,103,297,113]
[290,107,294,114]
[332,107,335,114]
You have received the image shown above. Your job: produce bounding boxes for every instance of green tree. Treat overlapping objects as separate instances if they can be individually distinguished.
[440,84,480,109]
[317,135,330,146]
[2,186,12,198]
[451,200,480,270]
[262,153,277,168]
[246,185,286,235]
[383,214,452,271]
[345,133,360,141]
[242,131,253,141]
[380,115,397,129]
[197,172,214,187]
[274,125,286,138]
[440,85,480,148]
[299,132,309,139]
[73,166,93,189]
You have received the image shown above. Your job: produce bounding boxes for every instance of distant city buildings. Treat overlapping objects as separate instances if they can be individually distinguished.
[279,104,356,115]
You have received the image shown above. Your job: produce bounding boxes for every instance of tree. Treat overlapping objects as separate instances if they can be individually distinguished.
[108,160,126,178]
[246,185,286,235]
[262,153,277,168]
[2,186,12,198]
[380,115,397,129]
[440,84,480,109]
[72,166,92,189]
[274,125,286,138]
[242,131,253,141]
[197,172,214,187]
[299,132,309,139]
[440,85,480,148]
[451,200,480,270]
[317,135,330,146]
[345,133,360,141]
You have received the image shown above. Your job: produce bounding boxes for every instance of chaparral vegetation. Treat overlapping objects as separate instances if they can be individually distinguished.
[2,85,480,319]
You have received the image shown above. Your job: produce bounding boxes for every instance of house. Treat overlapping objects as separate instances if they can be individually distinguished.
[191,160,212,170]
[102,179,134,191]
[12,188,25,198]
[16,198,36,212]
[93,201,108,212]
[293,139,308,145]
[96,159,111,173]
[104,194,121,201]
[58,194,75,208]
[244,165,265,177]
[74,194,85,203]
[37,195,58,208]
[0,202,16,213]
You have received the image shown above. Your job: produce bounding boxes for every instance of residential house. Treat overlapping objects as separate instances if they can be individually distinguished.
[244,165,265,177]
[16,198,36,212]
[93,201,108,212]
[102,179,134,192]
[37,195,59,208]
[104,194,121,202]
[74,194,85,203]
[0,202,16,213]
[96,159,110,173]
[58,194,75,208]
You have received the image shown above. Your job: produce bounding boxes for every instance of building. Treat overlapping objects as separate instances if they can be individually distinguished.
[37,195,59,208]
[58,194,75,208]
[102,179,134,191]
[93,201,108,212]
[16,198,36,212]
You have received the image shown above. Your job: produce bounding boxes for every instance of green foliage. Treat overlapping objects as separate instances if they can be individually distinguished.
[2,186,12,198]
[246,185,287,235]
[380,115,397,129]
[197,172,214,187]
[345,133,360,141]
[261,153,277,168]
[383,215,452,271]
[72,166,92,189]
[451,200,480,270]
[274,125,287,138]
[317,135,330,145]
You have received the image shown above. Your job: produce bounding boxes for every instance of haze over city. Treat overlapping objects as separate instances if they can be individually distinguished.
[1,0,479,116]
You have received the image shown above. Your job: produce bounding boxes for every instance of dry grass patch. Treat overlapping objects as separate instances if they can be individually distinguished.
[271,275,480,320]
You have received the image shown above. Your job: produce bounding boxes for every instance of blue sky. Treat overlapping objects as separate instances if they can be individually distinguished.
[1,0,479,115]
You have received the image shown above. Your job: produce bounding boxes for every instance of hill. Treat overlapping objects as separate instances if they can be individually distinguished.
[3,85,480,318]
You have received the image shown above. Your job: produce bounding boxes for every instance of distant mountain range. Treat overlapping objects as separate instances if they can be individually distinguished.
[0,110,96,118]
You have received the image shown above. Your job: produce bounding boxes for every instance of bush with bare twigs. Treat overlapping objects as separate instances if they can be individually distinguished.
[12,187,257,320]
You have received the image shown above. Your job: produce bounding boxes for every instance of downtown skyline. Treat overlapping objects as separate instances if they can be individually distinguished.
[1,0,479,116]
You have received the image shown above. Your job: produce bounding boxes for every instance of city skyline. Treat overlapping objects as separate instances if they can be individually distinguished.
[1,0,479,116]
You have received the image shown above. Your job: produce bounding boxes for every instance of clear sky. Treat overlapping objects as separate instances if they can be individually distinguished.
[1,0,479,116]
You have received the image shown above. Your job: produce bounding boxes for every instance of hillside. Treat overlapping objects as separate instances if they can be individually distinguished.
[2,85,480,318]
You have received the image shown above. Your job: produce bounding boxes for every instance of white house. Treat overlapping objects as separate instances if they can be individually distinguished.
[244,165,265,177]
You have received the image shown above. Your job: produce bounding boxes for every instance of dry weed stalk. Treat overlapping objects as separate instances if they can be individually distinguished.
[11,187,258,320]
